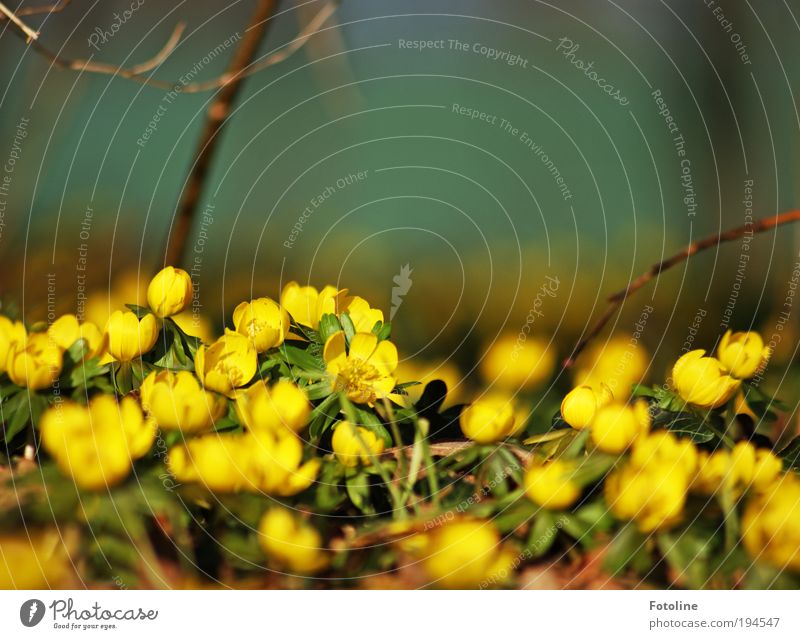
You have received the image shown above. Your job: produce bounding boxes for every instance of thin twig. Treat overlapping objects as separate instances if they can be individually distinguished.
[0,1,39,40]
[564,210,800,368]
[0,0,71,19]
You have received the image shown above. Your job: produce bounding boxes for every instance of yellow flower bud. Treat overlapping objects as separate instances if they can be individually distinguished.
[234,379,310,435]
[147,266,192,318]
[0,529,72,588]
[6,332,63,390]
[232,297,289,353]
[561,384,613,430]
[0,315,26,373]
[460,395,519,443]
[605,463,688,533]
[172,310,214,344]
[48,314,106,359]
[258,508,328,574]
[693,442,783,495]
[590,400,649,454]
[524,459,581,510]
[479,334,555,391]
[717,330,770,379]
[280,281,346,330]
[194,329,257,396]
[168,433,252,493]
[418,520,514,588]
[40,395,155,490]
[742,475,800,571]
[331,420,385,467]
[140,370,226,434]
[574,337,648,397]
[105,310,159,361]
[672,349,740,408]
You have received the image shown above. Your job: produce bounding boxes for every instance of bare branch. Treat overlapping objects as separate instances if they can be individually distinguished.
[13,0,71,18]
[0,1,39,40]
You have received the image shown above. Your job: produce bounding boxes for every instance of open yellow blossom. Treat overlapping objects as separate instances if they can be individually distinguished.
[324,331,398,404]
[105,310,159,361]
[194,329,257,396]
[235,379,310,434]
[140,370,227,434]
[693,441,782,495]
[258,508,328,574]
[6,332,63,390]
[280,281,346,329]
[605,463,688,533]
[232,297,289,352]
[344,295,384,333]
[524,459,581,510]
[742,475,800,571]
[40,395,156,490]
[717,330,770,379]
[0,529,73,588]
[590,400,650,454]
[0,315,26,373]
[574,337,648,397]
[48,314,106,359]
[480,333,555,391]
[460,394,521,443]
[561,384,613,430]
[147,266,193,318]
[417,520,515,589]
[672,349,740,409]
[331,420,385,467]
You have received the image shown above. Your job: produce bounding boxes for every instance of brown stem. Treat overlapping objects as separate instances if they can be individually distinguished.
[564,210,800,368]
[0,0,71,19]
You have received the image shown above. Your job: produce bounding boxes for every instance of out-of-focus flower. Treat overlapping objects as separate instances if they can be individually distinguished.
[590,400,650,454]
[479,334,555,391]
[172,311,214,344]
[147,266,193,318]
[574,337,648,398]
[343,295,384,333]
[280,281,346,330]
[561,384,613,430]
[672,350,740,409]
[605,463,688,533]
[235,379,310,435]
[0,315,26,373]
[717,330,770,379]
[415,520,515,589]
[258,508,328,574]
[40,395,156,490]
[232,297,289,353]
[460,394,520,443]
[742,475,800,571]
[629,431,698,476]
[48,314,106,359]
[140,370,226,434]
[395,357,466,405]
[693,441,782,495]
[0,529,72,588]
[524,459,580,510]
[324,331,398,404]
[6,332,63,390]
[194,329,257,396]
[331,420,385,467]
[105,310,159,361]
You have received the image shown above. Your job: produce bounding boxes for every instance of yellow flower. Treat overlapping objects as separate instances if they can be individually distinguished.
[574,337,648,397]
[235,379,310,434]
[6,332,63,390]
[40,395,156,490]
[140,370,227,434]
[168,430,319,496]
[524,459,581,510]
[629,431,698,476]
[324,331,398,404]
[258,508,328,574]
[742,475,800,571]
[105,310,159,361]
[672,349,740,409]
[479,334,555,391]
[172,311,214,344]
[605,463,688,533]
[280,281,346,329]
[331,420,385,467]
[561,384,613,430]
[717,330,770,379]
[147,266,193,318]
[194,329,257,396]
[0,529,72,588]
[232,297,289,353]
[48,314,106,359]
[395,357,466,405]
[590,400,650,454]
[693,442,782,495]
[344,295,384,333]
[460,395,520,443]
[0,315,26,373]
[417,520,515,589]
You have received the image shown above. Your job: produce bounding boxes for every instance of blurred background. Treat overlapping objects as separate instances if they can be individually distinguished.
[1,0,800,392]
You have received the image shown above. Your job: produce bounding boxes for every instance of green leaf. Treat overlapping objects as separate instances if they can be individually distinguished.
[372,321,392,341]
[124,304,151,319]
[345,471,373,513]
[280,343,325,372]
[603,523,650,576]
[339,312,356,345]
[2,390,30,443]
[355,407,392,447]
[526,511,560,558]
[652,409,715,443]
[778,437,800,472]
[318,313,342,344]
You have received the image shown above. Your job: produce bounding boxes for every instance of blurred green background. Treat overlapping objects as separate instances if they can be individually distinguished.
[1,0,800,376]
